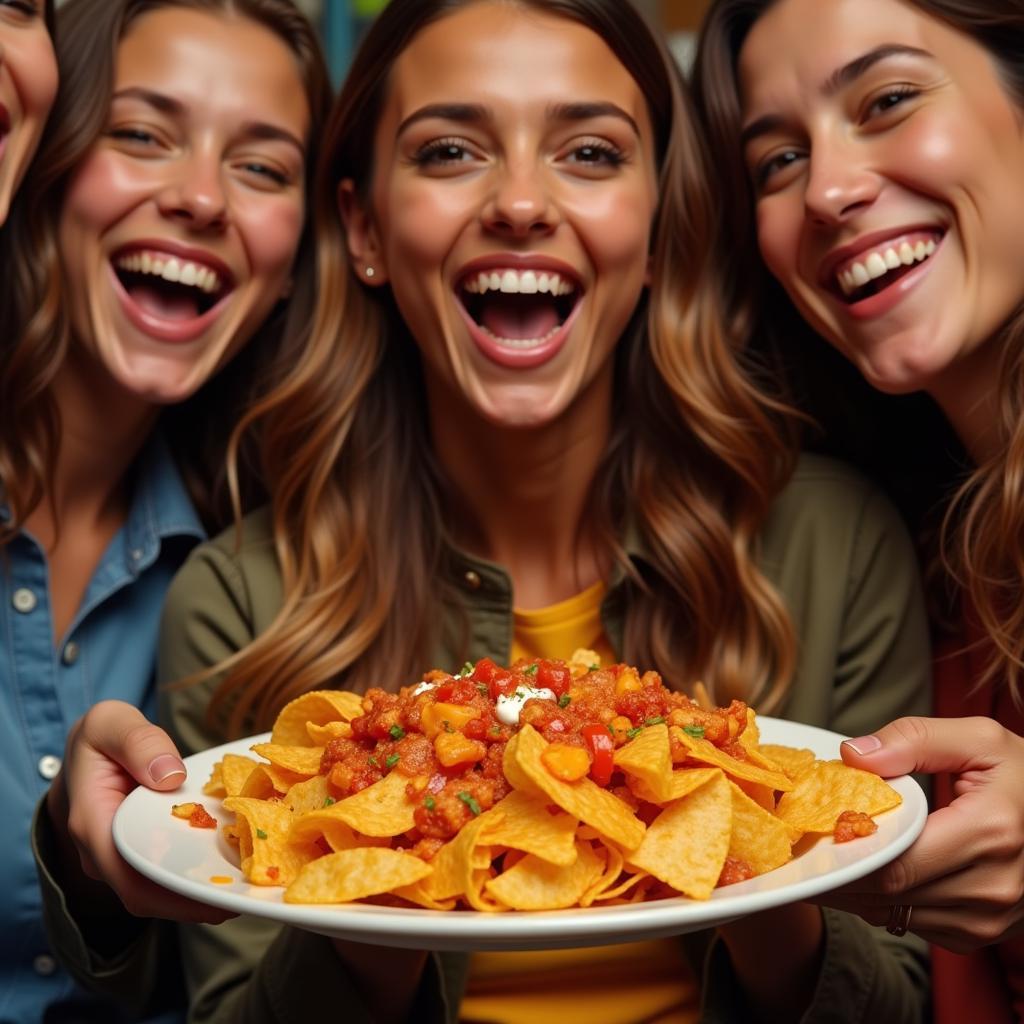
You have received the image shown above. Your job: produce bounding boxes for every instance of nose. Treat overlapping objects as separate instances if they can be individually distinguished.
[156,149,228,231]
[803,138,880,227]
[481,161,559,239]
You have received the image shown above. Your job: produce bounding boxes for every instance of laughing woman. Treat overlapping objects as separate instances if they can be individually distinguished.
[45,1,933,1022]
[695,0,1024,1019]
[0,0,329,1019]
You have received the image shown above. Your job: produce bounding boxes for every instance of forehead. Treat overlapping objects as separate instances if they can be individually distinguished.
[385,2,647,123]
[116,7,309,131]
[739,0,938,105]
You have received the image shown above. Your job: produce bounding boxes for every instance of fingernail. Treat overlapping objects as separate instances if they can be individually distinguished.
[148,755,186,784]
[842,735,882,756]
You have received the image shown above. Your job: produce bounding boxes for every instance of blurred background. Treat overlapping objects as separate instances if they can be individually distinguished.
[289,0,711,80]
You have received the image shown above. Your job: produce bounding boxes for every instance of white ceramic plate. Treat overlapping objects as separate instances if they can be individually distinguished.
[113,717,927,951]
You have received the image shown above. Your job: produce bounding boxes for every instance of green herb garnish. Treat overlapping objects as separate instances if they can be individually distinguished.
[644,716,666,726]
[476,683,489,697]
[322,796,336,807]
[461,661,475,676]
[683,724,706,739]
[443,720,454,733]
[626,726,644,740]
[368,755,380,768]
[458,791,482,816]
[256,828,268,840]
[424,796,436,811]
[386,753,400,769]
[389,724,406,740]
[558,694,572,708]
[588,664,600,671]
[523,663,538,676]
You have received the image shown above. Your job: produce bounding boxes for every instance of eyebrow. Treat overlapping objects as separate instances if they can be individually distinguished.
[112,87,305,154]
[740,43,934,148]
[396,100,640,138]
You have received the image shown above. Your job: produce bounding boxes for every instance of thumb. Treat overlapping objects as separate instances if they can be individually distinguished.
[841,715,1002,778]
[79,700,187,791]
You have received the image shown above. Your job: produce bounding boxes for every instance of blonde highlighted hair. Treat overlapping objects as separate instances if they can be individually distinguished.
[208,0,802,737]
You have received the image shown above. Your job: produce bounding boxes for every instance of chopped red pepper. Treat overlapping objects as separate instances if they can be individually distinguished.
[580,723,615,787]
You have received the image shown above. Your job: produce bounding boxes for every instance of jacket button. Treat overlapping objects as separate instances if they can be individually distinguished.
[62,641,80,666]
[33,954,57,976]
[38,755,62,780]
[12,588,37,613]
[463,570,482,591]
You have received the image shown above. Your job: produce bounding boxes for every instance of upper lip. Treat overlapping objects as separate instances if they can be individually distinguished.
[111,238,236,289]
[455,253,584,291]
[818,224,945,289]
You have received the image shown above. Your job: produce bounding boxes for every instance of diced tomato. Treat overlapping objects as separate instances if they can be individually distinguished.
[489,670,518,701]
[536,660,571,697]
[471,658,501,684]
[463,718,487,741]
[435,678,478,704]
[580,723,615,787]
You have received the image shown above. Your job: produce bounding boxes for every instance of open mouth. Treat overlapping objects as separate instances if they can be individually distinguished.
[113,247,233,323]
[457,267,581,349]
[834,230,943,304]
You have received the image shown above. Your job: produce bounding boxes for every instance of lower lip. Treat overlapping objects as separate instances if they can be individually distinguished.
[109,262,233,344]
[457,297,583,370]
[842,239,944,321]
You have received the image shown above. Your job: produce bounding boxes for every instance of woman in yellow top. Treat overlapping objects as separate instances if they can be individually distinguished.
[43,1,931,1022]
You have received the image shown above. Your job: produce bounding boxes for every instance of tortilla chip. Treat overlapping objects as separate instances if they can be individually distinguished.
[486,840,604,910]
[284,848,431,904]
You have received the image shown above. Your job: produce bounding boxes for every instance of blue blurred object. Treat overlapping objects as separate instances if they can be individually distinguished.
[323,0,388,83]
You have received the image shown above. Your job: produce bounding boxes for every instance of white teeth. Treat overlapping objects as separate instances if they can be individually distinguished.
[114,251,223,295]
[462,267,576,296]
[865,252,888,279]
[479,323,561,348]
[836,235,940,297]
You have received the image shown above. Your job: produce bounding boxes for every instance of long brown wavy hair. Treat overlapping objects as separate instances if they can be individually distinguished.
[0,0,331,542]
[208,0,803,735]
[695,0,1024,703]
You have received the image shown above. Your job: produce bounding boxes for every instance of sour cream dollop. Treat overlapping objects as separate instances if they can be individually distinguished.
[411,680,439,696]
[495,685,556,725]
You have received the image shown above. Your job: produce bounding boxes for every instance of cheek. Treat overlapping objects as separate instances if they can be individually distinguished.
[239,196,305,277]
[755,202,795,282]
[565,189,652,272]
[8,32,57,116]
[382,184,468,275]
[60,152,154,242]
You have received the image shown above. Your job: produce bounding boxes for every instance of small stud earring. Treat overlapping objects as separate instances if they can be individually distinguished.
[365,266,375,278]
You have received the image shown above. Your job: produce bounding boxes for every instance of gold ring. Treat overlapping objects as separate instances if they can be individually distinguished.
[885,904,913,937]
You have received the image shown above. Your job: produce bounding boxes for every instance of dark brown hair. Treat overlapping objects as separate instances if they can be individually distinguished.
[695,0,1024,701]
[0,0,332,540]
[209,0,803,735]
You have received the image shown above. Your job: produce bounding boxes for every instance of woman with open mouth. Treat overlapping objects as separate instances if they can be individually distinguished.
[0,0,56,231]
[0,0,329,1020]
[42,1,935,1022]
[696,0,1024,1020]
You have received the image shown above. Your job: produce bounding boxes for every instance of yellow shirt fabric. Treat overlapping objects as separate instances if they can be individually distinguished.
[459,582,699,1024]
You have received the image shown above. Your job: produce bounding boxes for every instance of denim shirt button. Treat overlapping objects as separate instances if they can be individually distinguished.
[61,641,80,666]
[12,588,37,614]
[37,755,62,780]
[32,954,57,976]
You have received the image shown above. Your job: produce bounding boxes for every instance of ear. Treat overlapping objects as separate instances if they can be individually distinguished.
[337,178,388,286]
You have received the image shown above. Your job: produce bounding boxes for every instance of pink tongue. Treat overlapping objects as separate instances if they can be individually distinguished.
[479,294,560,340]
[128,282,200,322]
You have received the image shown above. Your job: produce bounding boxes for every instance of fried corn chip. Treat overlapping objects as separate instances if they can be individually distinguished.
[507,727,645,851]
[670,726,794,792]
[485,840,604,910]
[291,769,415,840]
[220,754,260,797]
[306,720,353,745]
[629,771,732,900]
[222,797,318,886]
[272,690,365,746]
[760,744,817,781]
[483,790,578,867]
[727,782,793,875]
[775,760,902,834]
[284,847,432,904]
[613,723,673,802]
[249,743,323,778]
[202,761,225,798]
[282,774,332,816]
[423,808,505,902]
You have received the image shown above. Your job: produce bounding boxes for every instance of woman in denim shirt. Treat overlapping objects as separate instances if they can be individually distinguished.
[0,0,330,1019]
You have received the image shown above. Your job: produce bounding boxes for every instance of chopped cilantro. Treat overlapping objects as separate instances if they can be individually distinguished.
[514,690,525,700]
[626,726,643,740]
[256,828,268,840]
[523,663,538,676]
[683,724,706,739]
[386,753,400,769]
[367,755,380,768]
[588,663,600,671]
[606,724,615,737]
[644,716,666,726]
[458,791,482,816]
[443,720,454,733]
[322,796,336,807]
[389,724,406,740]
[558,694,572,708]
[476,683,489,697]
[461,661,475,676]
[424,796,436,811]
